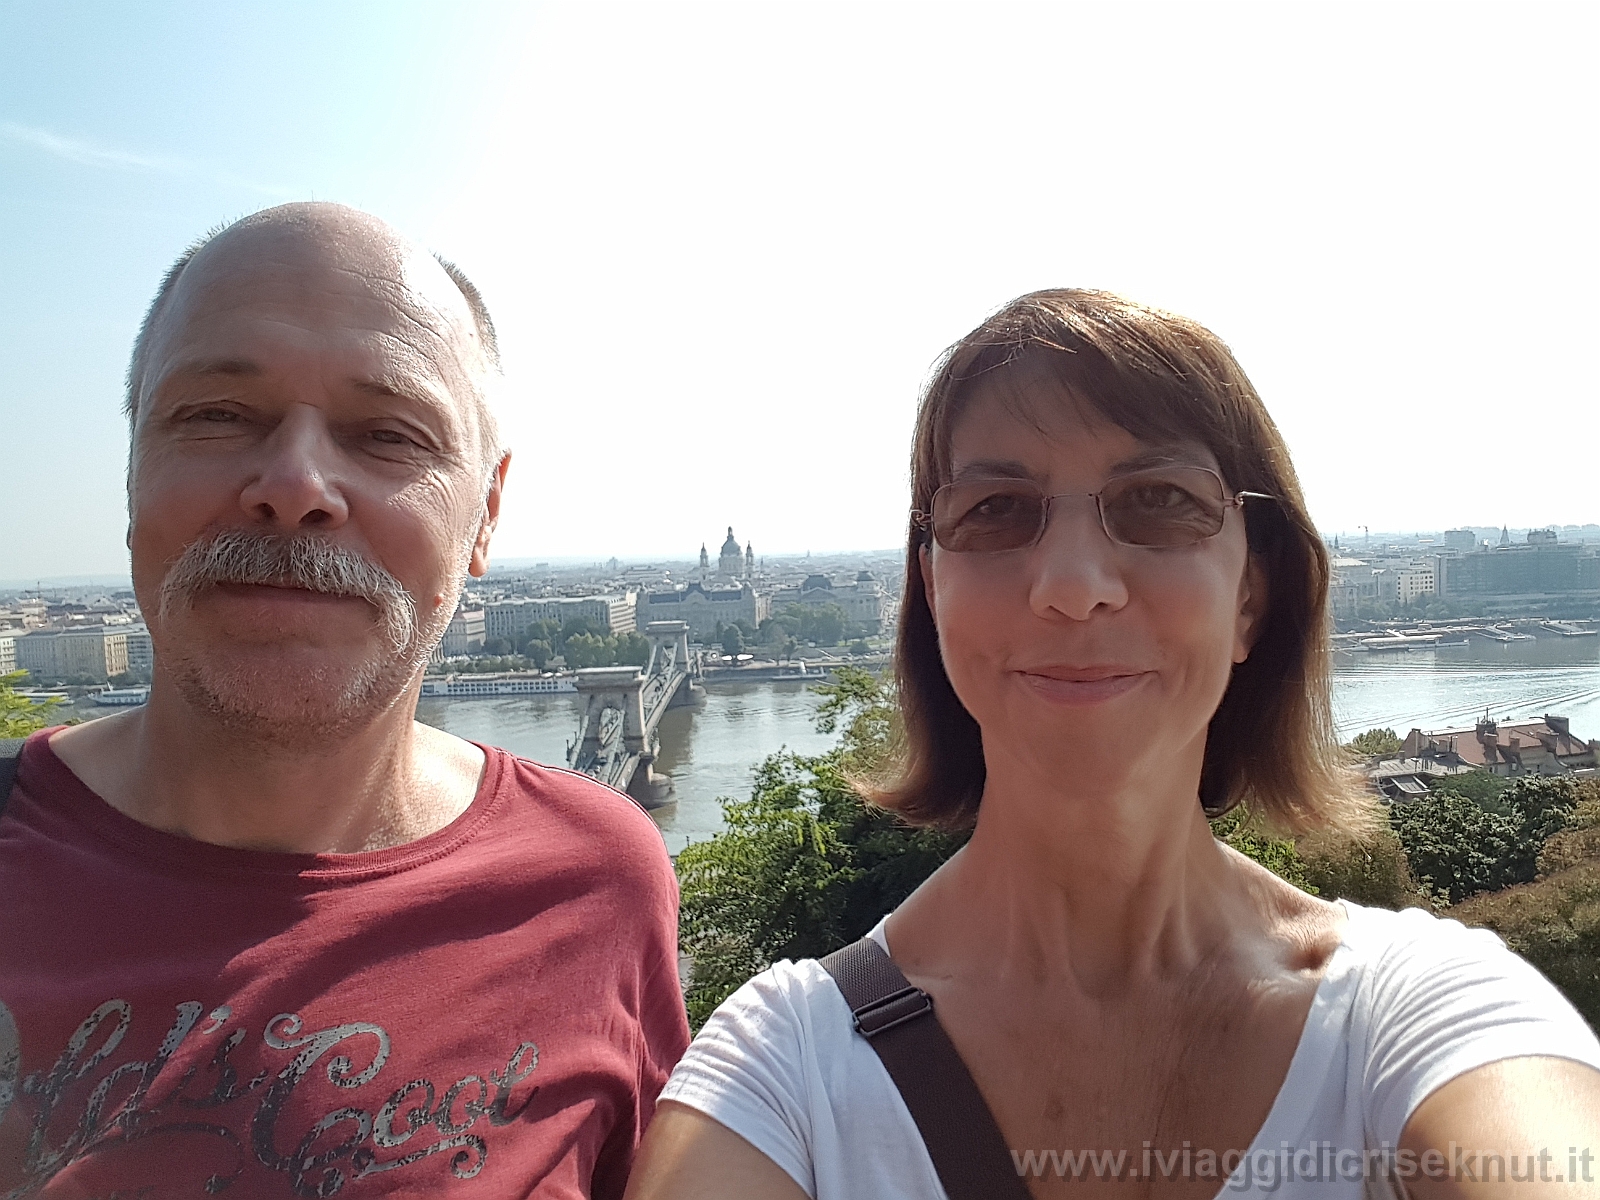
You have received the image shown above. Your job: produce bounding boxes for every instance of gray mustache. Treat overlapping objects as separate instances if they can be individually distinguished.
[159,529,418,652]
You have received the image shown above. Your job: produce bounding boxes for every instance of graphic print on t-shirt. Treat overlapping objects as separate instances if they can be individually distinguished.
[0,993,542,1195]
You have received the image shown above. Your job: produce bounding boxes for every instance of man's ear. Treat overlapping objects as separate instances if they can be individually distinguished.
[918,541,937,625]
[468,452,511,578]
[1232,552,1269,664]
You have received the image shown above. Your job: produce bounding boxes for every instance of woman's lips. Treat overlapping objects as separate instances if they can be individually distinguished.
[1014,667,1153,705]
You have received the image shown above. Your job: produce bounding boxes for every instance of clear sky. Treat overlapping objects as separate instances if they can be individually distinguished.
[2,1,1596,583]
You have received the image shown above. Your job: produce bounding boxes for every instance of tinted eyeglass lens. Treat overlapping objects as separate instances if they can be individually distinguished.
[932,482,1046,552]
[1100,468,1227,546]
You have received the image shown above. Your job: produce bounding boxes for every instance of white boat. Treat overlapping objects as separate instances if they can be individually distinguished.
[420,674,579,698]
[93,686,149,706]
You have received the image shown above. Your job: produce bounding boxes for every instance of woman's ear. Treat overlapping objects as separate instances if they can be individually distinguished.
[918,542,937,625]
[1233,553,1269,664]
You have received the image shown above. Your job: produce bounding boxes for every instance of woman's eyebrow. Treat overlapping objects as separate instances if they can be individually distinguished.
[949,458,1035,481]
[1109,446,1212,473]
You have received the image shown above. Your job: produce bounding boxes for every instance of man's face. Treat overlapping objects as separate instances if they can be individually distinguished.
[128,212,505,742]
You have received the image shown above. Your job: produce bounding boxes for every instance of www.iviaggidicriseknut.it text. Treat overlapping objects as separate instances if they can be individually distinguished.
[1010,1142,1596,1189]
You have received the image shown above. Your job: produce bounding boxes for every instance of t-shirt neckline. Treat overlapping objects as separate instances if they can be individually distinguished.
[20,726,508,887]
[869,898,1361,1197]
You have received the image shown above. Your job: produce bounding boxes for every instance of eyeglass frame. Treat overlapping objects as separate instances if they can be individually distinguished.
[911,465,1277,552]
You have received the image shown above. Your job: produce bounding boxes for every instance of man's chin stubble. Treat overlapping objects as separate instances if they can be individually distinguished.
[163,644,429,750]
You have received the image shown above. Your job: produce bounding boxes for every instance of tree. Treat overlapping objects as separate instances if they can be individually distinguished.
[676,668,965,1027]
[1345,728,1402,757]
[720,625,744,656]
[1429,770,1508,811]
[1497,776,1581,886]
[614,632,651,668]
[1388,777,1579,906]
[484,637,514,657]
[523,639,554,670]
[564,632,615,669]
[2,669,62,738]
[1390,790,1515,905]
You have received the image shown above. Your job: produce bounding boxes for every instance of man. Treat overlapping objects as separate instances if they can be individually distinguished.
[0,203,690,1197]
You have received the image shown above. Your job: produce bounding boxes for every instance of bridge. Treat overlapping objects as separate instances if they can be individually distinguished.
[567,620,701,808]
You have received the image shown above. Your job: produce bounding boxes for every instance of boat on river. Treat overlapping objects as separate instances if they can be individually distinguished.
[420,673,578,698]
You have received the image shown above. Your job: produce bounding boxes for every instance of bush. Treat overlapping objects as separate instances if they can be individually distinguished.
[1449,861,1600,1030]
[1296,826,1426,910]
[2,669,63,738]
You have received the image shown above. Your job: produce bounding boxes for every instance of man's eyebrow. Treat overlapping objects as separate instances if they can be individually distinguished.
[349,373,457,420]
[168,357,264,379]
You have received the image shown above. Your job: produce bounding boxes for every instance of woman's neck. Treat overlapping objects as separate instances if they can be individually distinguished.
[889,743,1280,1000]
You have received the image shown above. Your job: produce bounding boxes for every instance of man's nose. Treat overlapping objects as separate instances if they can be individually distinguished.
[237,406,350,530]
[1027,494,1129,622]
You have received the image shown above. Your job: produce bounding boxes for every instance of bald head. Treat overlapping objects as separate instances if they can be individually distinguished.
[126,202,502,471]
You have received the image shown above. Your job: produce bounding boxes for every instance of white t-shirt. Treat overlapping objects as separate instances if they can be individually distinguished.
[661,898,1600,1199]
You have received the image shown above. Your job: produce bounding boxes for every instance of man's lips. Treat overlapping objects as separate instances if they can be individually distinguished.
[210,581,367,606]
[1014,665,1153,704]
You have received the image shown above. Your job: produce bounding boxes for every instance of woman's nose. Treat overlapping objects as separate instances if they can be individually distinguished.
[236,406,351,531]
[1027,494,1129,621]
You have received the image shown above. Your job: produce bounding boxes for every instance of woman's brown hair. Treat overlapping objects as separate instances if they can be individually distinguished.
[868,288,1377,837]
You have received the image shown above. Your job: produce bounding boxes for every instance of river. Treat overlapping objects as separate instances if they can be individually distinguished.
[414,637,1600,855]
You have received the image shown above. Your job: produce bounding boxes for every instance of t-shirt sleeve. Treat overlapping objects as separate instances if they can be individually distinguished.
[1360,907,1600,1148]
[659,963,820,1199]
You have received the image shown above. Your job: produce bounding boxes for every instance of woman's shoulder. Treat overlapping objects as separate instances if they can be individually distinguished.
[1331,897,1546,990]
[1329,898,1600,1146]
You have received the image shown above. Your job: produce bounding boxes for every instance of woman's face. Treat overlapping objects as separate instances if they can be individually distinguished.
[920,382,1267,794]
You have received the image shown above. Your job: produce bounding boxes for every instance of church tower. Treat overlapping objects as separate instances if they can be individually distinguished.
[699,543,709,582]
[718,527,742,579]
[744,541,754,580]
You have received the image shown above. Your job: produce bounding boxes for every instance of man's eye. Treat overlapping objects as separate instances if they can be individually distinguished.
[191,408,237,423]
[369,429,414,447]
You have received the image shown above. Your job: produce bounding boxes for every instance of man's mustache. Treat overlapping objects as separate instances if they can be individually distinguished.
[158,529,418,652]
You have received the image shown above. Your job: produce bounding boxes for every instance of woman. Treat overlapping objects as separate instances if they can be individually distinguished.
[628,291,1600,1199]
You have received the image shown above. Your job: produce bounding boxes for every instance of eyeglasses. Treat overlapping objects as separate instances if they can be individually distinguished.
[914,466,1274,552]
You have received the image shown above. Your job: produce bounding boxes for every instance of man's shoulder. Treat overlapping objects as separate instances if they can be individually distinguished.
[481,747,675,880]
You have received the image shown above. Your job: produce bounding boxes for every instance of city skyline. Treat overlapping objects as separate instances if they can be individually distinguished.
[3,3,1596,580]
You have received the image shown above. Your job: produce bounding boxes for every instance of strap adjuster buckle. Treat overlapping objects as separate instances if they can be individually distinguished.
[851,984,933,1038]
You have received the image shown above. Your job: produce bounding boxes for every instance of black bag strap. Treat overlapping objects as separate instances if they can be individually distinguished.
[0,736,23,820]
[819,935,1030,1200]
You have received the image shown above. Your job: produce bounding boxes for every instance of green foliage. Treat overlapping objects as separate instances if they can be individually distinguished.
[767,602,854,647]
[523,639,554,670]
[1390,776,1580,905]
[564,632,614,669]
[1296,826,1425,909]
[2,669,61,739]
[429,654,537,675]
[1450,860,1600,1030]
[1207,808,1315,893]
[720,625,745,656]
[1391,790,1515,905]
[675,667,965,1027]
[1429,770,1508,811]
[614,632,652,667]
[1344,727,1402,757]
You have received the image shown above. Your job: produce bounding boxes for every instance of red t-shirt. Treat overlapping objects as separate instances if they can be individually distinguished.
[0,729,691,1198]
